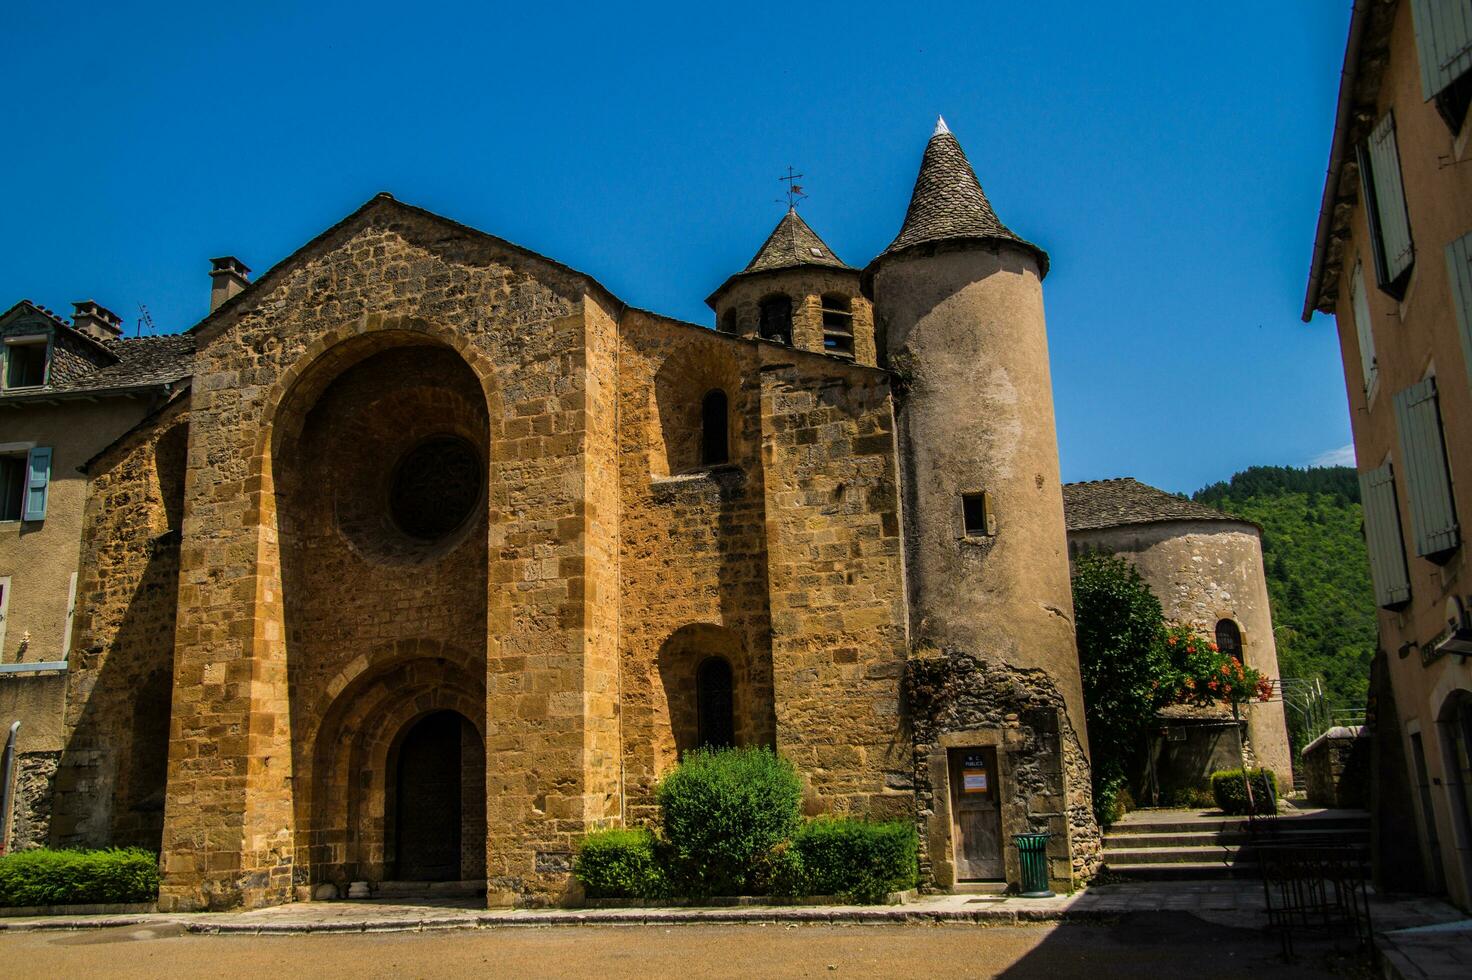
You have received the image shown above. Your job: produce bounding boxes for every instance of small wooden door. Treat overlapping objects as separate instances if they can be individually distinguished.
[949,747,1003,880]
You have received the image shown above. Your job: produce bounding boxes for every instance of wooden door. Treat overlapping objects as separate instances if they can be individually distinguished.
[949,747,1003,880]
[395,711,464,881]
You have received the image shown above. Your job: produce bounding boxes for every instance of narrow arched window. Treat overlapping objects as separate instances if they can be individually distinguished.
[758,295,792,346]
[696,656,735,749]
[821,293,854,358]
[1215,619,1243,659]
[701,389,729,466]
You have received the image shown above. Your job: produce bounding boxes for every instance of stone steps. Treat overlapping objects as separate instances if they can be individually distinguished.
[1101,810,1371,882]
[373,879,487,899]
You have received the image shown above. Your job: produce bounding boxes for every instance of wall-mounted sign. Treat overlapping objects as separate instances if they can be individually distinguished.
[961,752,989,793]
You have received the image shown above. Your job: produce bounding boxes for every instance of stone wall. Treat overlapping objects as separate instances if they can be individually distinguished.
[8,751,59,850]
[906,651,1100,892]
[1303,726,1370,809]
[54,397,188,852]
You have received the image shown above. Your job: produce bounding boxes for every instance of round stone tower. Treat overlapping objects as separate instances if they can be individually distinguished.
[865,118,1088,751]
[707,209,876,366]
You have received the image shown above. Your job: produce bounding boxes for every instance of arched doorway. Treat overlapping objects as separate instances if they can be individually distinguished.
[392,710,484,882]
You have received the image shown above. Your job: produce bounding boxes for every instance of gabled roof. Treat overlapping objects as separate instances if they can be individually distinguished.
[867,117,1048,278]
[0,299,118,362]
[705,209,854,307]
[1301,1,1399,320]
[192,193,624,341]
[1062,477,1247,532]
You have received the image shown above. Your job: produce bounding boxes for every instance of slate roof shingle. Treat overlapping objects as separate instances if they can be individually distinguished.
[873,118,1048,276]
[742,209,851,275]
[1062,478,1243,532]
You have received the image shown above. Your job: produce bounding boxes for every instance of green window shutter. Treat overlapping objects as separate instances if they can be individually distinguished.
[1351,263,1379,394]
[1393,378,1461,557]
[1362,113,1416,288]
[23,446,51,522]
[1412,0,1472,100]
[1359,463,1412,608]
[1447,232,1472,390]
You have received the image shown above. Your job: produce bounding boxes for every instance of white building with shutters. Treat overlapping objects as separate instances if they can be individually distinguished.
[1305,0,1472,912]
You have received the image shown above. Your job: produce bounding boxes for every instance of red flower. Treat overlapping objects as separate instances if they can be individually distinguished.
[1208,642,1219,652]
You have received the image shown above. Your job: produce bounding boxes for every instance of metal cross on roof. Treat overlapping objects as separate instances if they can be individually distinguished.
[779,166,807,210]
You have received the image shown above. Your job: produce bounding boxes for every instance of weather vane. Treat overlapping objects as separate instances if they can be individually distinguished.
[778,166,807,210]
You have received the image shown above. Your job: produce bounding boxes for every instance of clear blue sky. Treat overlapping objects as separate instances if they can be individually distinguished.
[2,1,1353,494]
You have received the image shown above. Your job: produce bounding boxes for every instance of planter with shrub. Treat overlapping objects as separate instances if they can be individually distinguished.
[0,848,159,908]
[1211,768,1278,816]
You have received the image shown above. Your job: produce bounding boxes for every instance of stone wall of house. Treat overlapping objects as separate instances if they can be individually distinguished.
[52,397,188,852]
[906,651,1100,892]
[8,751,59,850]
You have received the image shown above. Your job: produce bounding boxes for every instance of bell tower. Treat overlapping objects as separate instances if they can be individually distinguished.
[707,208,876,365]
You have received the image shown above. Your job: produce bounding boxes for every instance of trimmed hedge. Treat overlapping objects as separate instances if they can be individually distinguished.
[573,828,665,900]
[1211,768,1278,816]
[656,747,801,897]
[774,818,918,903]
[0,848,159,907]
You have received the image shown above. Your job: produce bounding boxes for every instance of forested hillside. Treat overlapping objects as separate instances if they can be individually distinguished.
[1193,466,1376,713]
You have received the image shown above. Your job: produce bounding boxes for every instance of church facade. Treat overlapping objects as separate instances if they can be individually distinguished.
[4,121,1099,910]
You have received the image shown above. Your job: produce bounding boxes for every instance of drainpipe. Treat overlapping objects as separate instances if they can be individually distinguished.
[0,721,19,855]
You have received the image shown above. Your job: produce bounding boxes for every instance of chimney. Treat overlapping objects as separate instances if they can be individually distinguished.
[70,300,123,342]
[209,256,251,312]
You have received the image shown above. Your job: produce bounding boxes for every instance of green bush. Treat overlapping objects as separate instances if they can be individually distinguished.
[0,848,158,907]
[572,828,665,900]
[656,746,802,897]
[1211,768,1278,815]
[1160,784,1215,809]
[1091,763,1133,826]
[775,818,918,903]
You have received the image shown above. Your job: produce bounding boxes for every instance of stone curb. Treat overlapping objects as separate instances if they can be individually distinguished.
[0,904,1114,936]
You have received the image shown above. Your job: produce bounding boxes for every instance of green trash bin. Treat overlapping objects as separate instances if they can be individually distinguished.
[1013,832,1054,898]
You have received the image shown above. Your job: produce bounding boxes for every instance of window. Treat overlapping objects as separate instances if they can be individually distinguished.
[3,338,48,389]
[961,491,993,537]
[758,295,792,346]
[1215,620,1243,660]
[1358,112,1415,297]
[821,294,854,358]
[1360,461,1413,607]
[700,389,729,466]
[1351,264,1379,398]
[696,656,735,750]
[1445,232,1472,392]
[719,309,737,334]
[1394,377,1461,560]
[0,456,23,521]
[1411,0,1472,131]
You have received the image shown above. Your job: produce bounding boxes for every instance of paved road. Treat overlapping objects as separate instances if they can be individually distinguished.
[1,914,1365,979]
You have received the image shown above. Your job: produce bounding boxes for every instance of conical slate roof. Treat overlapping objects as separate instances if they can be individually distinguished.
[706,209,854,306]
[874,117,1047,276]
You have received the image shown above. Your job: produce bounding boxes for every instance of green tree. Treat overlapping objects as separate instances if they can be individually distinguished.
[1071,554,1171,824]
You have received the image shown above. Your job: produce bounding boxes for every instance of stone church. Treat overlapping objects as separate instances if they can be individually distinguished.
[1,119,1101,910]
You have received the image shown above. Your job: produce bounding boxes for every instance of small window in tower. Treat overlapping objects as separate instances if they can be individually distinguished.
[719,309,738,334]
[1215,619,1243,660]
[962,491,993,538]
[701,389,729,466]
[4,338,48,389]
[821,294,854,358]
[758,295,793,346]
